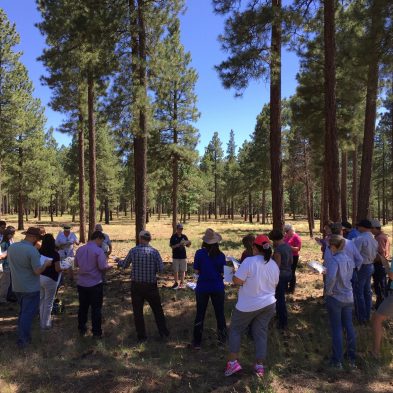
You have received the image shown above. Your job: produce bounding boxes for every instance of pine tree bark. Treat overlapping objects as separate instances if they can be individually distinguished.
[341,150,348,222]
[324,0,340,222]
[78,107,86,243]
[172,129,179,233]
[87,75,97,238]
[351,146,358,225]
[270,0,284,230]
[357,0,382,221]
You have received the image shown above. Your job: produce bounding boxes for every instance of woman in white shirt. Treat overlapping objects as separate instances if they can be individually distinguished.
[55,225,79,260]
[225,235,280,378]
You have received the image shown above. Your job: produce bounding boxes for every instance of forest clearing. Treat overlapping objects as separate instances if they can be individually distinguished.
[0,215,392,393]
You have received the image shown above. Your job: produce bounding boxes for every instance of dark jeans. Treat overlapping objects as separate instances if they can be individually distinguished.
[193,290,227,346]
[288,255,299,293]
[276,271,292,329]
[326,296,356,364]
[15,291,40,347]
[77,283,103,336]
[130,281,169,340]
[354,264,374,323]
[373,262,387,309]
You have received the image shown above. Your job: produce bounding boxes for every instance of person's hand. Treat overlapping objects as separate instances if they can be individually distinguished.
[44,259,53,268]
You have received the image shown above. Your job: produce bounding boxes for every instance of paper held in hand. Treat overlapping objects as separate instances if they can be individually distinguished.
[307,260,326,274]
[40,255,53,266]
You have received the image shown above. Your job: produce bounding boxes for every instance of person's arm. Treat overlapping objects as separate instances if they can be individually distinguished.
[273,251,281,268]
[155,251,164,273]
[193,250,201,274]
[33,259,53,275]
[73,234,80,246]
[97,249,111,271]
[291,236,301,253]
[233,260,248,286]
[107,239,112,255]
[351,242,363,269]
[324,258,338,296]
[74,252,79,268]
[122,249,133,269]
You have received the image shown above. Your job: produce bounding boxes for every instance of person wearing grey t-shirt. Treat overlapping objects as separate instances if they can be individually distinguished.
[269,229,293,330]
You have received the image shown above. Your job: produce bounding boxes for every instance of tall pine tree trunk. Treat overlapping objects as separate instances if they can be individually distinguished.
[357,0,382,221]
[324,0,340,222]
[17,143,24,230]
[172,130,179,233]
[351,146,358,225]
[78,107,86,243]
[341,150,348,222]
[105,197,110,225]
[88,75,97,237]
[270,0,284,230]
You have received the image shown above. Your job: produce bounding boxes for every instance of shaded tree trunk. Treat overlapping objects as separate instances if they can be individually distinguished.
[270,0,284,230]
[324,0,340,222]
[357,0,382,221]
[341,150,348,222]
[88,75,97,238]
[351,146,358,225]
[172,132,179,233]
[78,107,86,243]
[17,144,24,231]
[105,197,110,225]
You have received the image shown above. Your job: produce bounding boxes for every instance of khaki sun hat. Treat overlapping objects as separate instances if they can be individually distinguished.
[202,228,222,244]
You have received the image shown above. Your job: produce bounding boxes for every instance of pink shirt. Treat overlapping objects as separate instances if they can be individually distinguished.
[285,233,302,257]
[75,241,109,287]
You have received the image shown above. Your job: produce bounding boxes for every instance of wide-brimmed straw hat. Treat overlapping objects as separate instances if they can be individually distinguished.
[202,228,222,244]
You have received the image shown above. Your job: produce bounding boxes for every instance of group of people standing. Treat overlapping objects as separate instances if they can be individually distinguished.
[1,218,392,379]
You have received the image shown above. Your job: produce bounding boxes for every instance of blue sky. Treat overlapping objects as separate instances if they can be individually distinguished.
[1,0,299,154]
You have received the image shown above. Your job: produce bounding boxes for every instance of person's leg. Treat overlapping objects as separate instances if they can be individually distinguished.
[351,269,359,320]
[251,303,276,363]
[228,308,257,361]
[179,259,187,287]
[326,296,344,365]
[172,260,179,288]
[77,285,90,335]
[372,296,393,356]
[192,291,210,346]
[40,276,58,329]
[145,284,169,337]
[210,291,227,342]
[90,283,104,336]
[364,264,374,321]
[341,303,356,363]
[355,265,367,323]
[276,271,291,329]
[0,271,10,302]
[131,282,147,340]
[39,280,45,327]
[373,263,386,309]
[288,256,299,293]
[16,291,40,347]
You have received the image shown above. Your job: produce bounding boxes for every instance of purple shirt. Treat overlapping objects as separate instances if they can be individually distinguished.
[75,241,109,287]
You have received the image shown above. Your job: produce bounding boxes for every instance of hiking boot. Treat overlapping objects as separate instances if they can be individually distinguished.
[224,360,242,376]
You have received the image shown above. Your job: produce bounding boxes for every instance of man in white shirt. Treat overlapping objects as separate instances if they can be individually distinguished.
[55,225,79,260]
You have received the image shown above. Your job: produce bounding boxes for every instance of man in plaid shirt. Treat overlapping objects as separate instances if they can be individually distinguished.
[122,230,169,341]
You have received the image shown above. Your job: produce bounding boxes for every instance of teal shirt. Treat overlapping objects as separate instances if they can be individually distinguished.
[8,240,41,292]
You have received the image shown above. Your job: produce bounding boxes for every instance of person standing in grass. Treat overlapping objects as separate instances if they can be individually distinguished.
[284,224,302,293]
[192,228,227,349]
[7,227,53,348]
[353,219,378,324]
[325,235,356,369]
[0,227,15,303]
[122,230,169,342]
[225,235,279,377]
[169,223,191,289]
[240,234,255,263]
[268,229,293,330]
[74,231,112,338]
[371,257,393,358]
[39,234,62,330]
[370,219,391,310]
[55,224,79,260]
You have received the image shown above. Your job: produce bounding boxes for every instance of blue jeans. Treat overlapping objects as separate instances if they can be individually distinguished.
[15,291,40,347]
[276,271,292,328]
[326,296,356,364]
[355,264,374,323]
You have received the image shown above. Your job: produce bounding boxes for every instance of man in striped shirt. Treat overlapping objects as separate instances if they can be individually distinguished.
[122,230,169,342]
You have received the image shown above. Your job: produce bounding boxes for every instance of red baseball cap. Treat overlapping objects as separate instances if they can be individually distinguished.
[254,235,271,246]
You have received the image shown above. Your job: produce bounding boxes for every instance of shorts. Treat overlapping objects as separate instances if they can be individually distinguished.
[377,294,393,318]
[172,259,187,273]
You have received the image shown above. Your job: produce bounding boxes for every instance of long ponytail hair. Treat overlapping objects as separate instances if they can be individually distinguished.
[253,243,273,262]
[202,242,223,258]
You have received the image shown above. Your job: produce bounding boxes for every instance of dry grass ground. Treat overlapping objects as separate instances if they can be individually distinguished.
[0,214,392,393]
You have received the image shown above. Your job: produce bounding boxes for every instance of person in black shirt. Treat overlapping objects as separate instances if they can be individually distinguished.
[169,223,191,289]
[39,234,62,329]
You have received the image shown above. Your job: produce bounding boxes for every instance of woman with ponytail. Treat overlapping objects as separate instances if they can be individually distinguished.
[225,235,280,378]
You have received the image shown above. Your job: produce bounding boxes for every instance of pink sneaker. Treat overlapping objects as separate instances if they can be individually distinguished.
[254,364,265,378]
[224,360,242,376]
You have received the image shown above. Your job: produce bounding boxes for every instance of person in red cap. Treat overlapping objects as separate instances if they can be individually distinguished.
[225,234,279,378]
